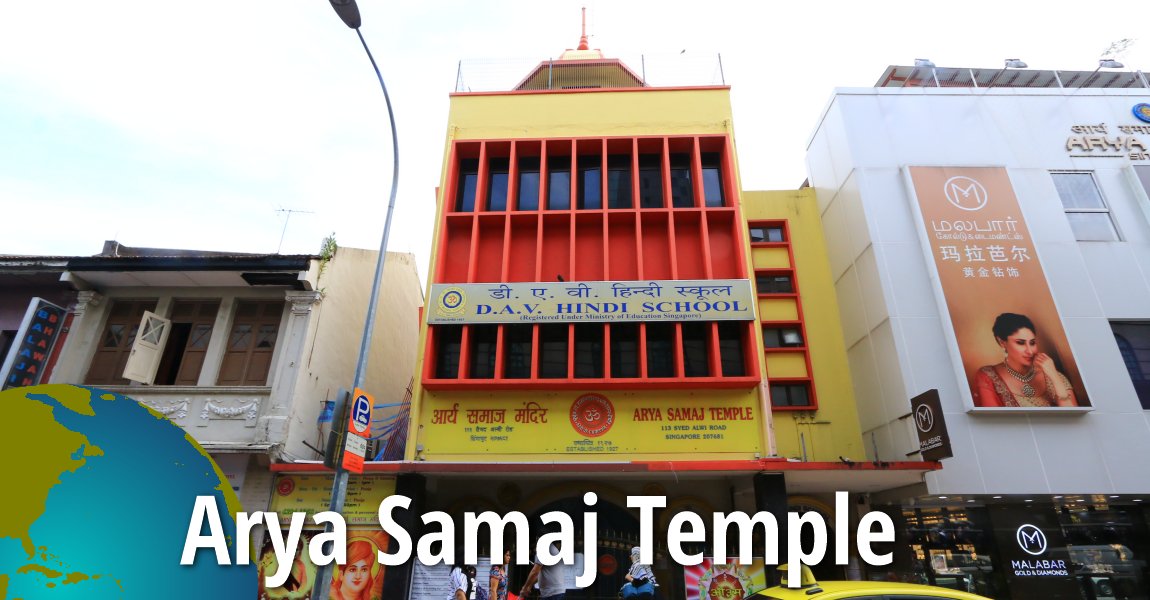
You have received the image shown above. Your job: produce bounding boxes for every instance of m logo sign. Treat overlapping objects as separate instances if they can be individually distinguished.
[1016,524,1048,556]
[910,389,952,461]
[943,175,989,211]
[915,404,934,433]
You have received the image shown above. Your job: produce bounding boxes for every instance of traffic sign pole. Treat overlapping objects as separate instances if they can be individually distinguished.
[316,2,401,596]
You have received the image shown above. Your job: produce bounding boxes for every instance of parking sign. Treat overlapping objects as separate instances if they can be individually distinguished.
[348,388,373,436]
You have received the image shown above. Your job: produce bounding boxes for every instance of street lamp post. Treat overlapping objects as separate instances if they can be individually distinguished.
[314,1,401,598]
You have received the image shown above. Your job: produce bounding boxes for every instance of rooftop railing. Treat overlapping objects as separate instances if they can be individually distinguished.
[454,52,726,93]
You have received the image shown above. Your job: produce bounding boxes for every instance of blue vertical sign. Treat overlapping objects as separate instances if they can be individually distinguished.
[1,298,67,391]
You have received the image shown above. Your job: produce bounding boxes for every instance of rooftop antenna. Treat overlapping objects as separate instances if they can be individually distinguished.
[578,6,589,50]
[1101,38,1135,61]
[275,208,314,254]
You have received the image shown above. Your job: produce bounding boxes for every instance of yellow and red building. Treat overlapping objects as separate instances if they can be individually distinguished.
[264,28,939,599]
[384,31,939,597]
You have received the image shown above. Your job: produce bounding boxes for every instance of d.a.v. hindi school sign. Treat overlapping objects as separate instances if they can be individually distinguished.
[428,279,755,324]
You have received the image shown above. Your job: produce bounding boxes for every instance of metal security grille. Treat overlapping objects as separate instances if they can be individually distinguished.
[876,65,1150,89]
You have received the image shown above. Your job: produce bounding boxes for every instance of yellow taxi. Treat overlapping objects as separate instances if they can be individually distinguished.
[754,565,992,600]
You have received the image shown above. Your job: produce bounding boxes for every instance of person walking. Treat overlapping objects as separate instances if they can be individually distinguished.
[517,541,565,600]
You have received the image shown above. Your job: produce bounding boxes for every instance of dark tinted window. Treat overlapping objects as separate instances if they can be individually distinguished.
[646,323,675,377]
[770,383,811,407]
[547,157,571,210]
[538,324,568,378]
[669,153,693,208]
[1112,321,1150,409]
[503,324,532,378]
[578,159,602,210]
[574,324,603,378]
[610,323,639,378]
[456,159,479,212]
[517,157,540,211]
[638,154,663,208]
[468,325,498,379]
[763,326,804,348]
[607,154,632,209]
[487,158,509,211]
[434,325,462,378]
[701,152,724,207]
[718,322,745,376]
[756,274,794,294]
[682,322,710,377]
[749,225,785,243]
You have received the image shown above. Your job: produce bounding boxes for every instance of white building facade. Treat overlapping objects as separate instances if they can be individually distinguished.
[46,242,423,523]
[807,66,1150,599]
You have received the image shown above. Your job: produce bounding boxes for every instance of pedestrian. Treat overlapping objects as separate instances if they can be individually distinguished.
[621,546,656,599]
[449,564,470,600]
[479,548,511,600]
[517,539,565,600]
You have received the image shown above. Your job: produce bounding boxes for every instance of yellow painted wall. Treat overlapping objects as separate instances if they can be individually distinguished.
[743,189,866,462]
[445,88,735,142]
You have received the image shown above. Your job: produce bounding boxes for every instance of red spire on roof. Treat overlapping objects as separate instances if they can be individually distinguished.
[577,7,589,51]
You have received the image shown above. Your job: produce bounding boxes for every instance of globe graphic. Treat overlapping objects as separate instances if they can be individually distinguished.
[0,384,254,598]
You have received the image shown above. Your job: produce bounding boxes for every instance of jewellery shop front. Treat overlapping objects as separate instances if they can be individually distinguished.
[867,496,1150,600]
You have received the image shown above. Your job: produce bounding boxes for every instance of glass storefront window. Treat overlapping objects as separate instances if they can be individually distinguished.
[1058,503,1150,600]
[869,505,1007,598]
[874,500,1150,600]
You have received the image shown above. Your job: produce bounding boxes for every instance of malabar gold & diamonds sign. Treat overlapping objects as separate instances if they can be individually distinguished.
[428,279,755,324]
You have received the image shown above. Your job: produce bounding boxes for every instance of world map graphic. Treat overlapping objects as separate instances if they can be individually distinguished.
[0,384,254,598]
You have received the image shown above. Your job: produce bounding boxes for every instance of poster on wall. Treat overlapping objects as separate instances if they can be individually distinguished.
[257,529,389,600]
[908,167,1089,408]
[682,558,769,600]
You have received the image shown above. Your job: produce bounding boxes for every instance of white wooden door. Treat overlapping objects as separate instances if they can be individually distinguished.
[122,311,171,384]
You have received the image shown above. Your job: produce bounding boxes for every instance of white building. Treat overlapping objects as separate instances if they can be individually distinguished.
[47,241,423,517]
[807,64,1150,598]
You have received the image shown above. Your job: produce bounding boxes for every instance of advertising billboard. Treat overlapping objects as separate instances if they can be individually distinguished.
[909,167,1088,408]
[257,529,388,600]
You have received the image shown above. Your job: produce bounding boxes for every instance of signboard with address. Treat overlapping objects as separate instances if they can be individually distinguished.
[428,279,755,324]
[269,474,395,525]
[420,390,762,456]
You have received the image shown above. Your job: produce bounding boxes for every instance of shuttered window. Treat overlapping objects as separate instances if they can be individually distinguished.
[217,300,283,386]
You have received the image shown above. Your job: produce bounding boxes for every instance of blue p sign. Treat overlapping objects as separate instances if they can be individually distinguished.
[348,389,373,435]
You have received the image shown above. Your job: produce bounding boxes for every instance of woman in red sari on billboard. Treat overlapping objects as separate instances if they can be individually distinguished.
[976,313,1078,407]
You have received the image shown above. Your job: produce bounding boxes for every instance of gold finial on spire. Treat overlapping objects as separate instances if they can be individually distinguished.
[577,7,589,51]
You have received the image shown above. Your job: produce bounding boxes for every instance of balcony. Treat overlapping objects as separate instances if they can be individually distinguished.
[100,385,280,453]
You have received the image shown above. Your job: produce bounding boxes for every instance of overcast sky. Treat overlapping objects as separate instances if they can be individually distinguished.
[2,1,1147,284]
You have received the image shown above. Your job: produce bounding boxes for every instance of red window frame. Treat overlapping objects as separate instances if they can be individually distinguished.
[425,134,760,391]
[749,219,818,411]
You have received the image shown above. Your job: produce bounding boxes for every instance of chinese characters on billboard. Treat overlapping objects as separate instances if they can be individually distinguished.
[909,167,1088,408]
